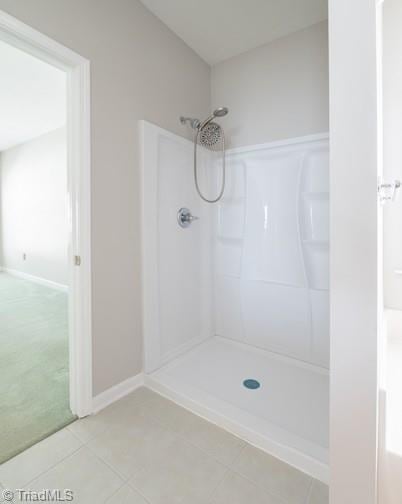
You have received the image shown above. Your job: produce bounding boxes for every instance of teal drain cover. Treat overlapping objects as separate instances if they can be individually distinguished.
[243,379,260,390]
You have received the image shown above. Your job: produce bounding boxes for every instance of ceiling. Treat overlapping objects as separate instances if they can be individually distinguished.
[140,0,328,65]
[0,40,66,152]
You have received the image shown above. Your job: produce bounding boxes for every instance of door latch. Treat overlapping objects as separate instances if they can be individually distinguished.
[378,178,401,204]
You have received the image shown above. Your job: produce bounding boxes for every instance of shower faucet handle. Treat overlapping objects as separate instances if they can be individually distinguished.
[177,207,199,228]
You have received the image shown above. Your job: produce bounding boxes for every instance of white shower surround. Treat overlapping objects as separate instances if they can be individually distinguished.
[141,121,329,481]
[213,135,329,368]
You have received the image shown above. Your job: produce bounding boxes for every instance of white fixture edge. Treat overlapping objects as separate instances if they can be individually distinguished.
[92,373,145,414]
[226,132,330,156]
[144,374,329,483]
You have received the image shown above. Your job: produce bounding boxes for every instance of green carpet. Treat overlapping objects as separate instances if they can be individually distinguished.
[0,272,75,464]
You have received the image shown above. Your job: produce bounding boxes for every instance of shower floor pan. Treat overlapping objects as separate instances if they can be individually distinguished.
[145,336,329,483]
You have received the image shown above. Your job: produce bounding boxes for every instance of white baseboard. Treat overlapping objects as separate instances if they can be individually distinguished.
[92,373,144,414]
[1,267,68,292]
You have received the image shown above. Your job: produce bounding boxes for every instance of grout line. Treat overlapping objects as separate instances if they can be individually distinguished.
[76,445,128,503]
[131,396,305,504]
[227,470,290,504]
[19,417,129,490]
[66,420,112,445]
[2,395,143,490]
[223,443,309,504]
[84,442,129,483]
[79,394,235,502]
[304,479,314,504]
[144,382,328,476]
[228,441,247,469]
[22,442,128,502]
[0,429,84,488]
[140,388,315,494]
[65,426,86,445]
[102,484,124,503]
[17,391,314,504]
[22,443,84,488]
[148,413,243,471]
[126,480,155,504]
[204,465,231,504]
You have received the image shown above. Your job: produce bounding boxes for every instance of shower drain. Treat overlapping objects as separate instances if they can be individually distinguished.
[243,379,261,390]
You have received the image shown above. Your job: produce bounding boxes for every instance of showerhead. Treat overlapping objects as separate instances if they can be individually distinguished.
[213,107,229,118]
[199,122,222,148]
[198,106,229,131]
[180,108,228,203]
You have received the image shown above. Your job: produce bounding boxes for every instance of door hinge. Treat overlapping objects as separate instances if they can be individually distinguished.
[74,255,81,266]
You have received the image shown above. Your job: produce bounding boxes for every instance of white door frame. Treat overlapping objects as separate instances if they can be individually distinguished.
[329,0,384,502]
[0,11,92,418]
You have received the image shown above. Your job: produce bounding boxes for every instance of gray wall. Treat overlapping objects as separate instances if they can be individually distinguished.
[0,1,329,397]
[1,128,68,285]
[0,0,211,395]
[211,21,329,148]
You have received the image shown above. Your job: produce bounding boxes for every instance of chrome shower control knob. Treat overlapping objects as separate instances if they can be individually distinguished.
[177,208,199,228]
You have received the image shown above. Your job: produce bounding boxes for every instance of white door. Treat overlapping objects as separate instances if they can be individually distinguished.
[329,0,383,503]
[379,1,402,502]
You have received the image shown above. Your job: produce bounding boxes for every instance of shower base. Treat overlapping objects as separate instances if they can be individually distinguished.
[145,336,329,483]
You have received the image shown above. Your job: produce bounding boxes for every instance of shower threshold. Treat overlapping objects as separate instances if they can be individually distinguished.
[145,336,329,483]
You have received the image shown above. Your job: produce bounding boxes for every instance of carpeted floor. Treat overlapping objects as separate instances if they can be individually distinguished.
[0,272,75,464]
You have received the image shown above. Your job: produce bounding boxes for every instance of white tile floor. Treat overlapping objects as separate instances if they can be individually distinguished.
[0,387,329,504]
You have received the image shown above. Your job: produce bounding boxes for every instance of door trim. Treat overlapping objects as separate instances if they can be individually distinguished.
[0,10,92,417]
[329,0,383,502]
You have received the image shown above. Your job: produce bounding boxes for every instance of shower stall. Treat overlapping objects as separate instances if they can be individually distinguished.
[140,114,329,481]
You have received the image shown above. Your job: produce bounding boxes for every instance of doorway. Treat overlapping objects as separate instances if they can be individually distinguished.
[0,10,92,461]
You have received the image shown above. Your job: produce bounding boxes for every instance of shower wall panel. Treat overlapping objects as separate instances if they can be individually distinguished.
[213,136,329,368]
[141,121,213,372]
